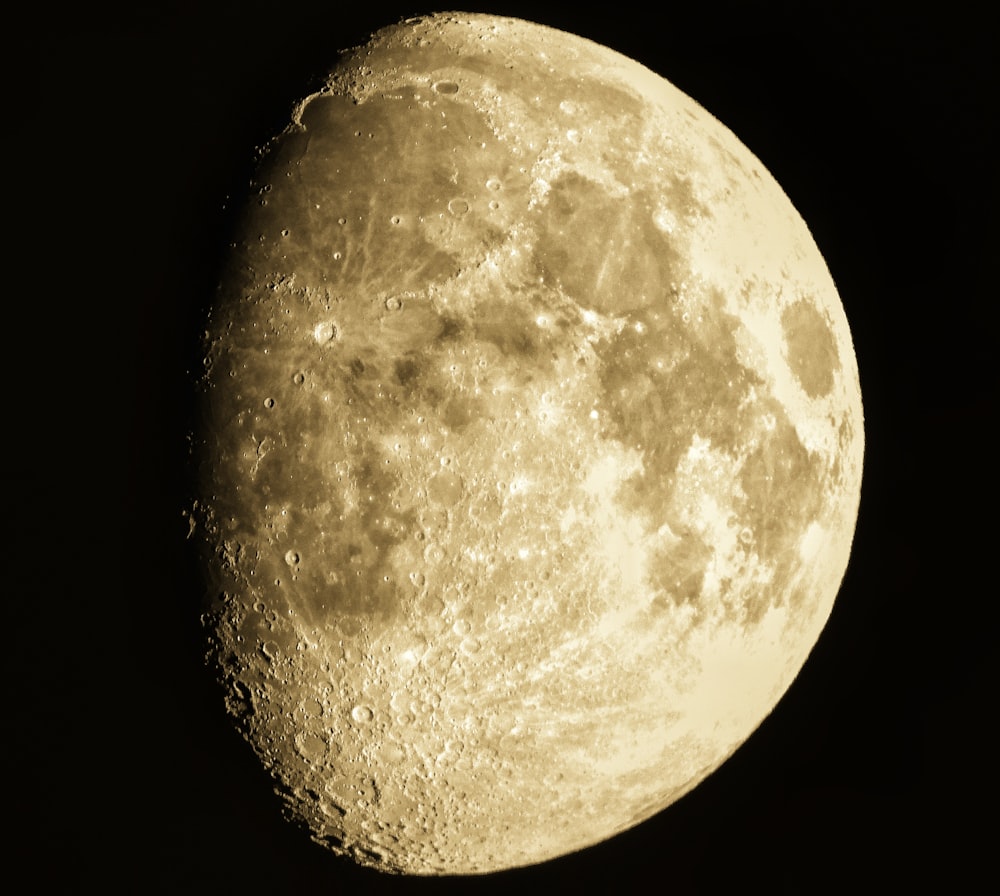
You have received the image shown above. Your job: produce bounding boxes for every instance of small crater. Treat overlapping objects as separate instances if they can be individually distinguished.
[292,371,305,385]
[432,80,460,94]
[263,397,275,408]
[285,550,300,566]
[654,206,678,233]
[301,697,323,717]
[314,321,339,344]
[448,198,470,216]
[459,637,481,655]
[296,733,327,760]
[351,705,374,724]
[385,296,403,311]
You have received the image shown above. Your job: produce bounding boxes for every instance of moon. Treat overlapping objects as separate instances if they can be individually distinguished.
[192,11,863,876]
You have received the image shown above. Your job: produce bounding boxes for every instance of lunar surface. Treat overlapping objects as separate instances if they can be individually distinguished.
[192,12,863,875]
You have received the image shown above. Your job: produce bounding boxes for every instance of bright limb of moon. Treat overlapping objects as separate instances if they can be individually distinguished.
[192,12,863,875]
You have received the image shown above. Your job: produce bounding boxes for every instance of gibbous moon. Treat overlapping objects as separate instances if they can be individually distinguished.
[193,12,863,875]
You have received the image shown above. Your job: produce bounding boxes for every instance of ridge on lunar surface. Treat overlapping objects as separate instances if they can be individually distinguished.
[193,12,863,875]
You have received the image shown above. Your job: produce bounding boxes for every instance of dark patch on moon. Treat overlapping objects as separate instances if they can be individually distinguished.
[601,288,761,520]
[440,394,481,431]
[531,172,684,314]
[394,357,421,386]
[248,85,518,295]
[736,404,825,624]
[472,301,540,359]
[781,299,840,398]
[647,532,713,613]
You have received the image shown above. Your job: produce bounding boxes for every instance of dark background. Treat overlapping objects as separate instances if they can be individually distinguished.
[21,2,992,892]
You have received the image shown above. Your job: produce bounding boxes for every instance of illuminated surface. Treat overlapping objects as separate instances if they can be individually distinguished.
[193,12,863,875]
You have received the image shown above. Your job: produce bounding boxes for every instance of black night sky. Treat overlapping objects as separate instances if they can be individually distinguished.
[20,2,992,892]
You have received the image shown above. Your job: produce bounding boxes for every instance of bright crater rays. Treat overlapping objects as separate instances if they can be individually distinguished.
[192,12,863,876]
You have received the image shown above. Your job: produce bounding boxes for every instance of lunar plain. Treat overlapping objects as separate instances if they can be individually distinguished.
[192,12,863,875]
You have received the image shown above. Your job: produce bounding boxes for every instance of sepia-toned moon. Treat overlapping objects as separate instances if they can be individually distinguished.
[192,12,863,875]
